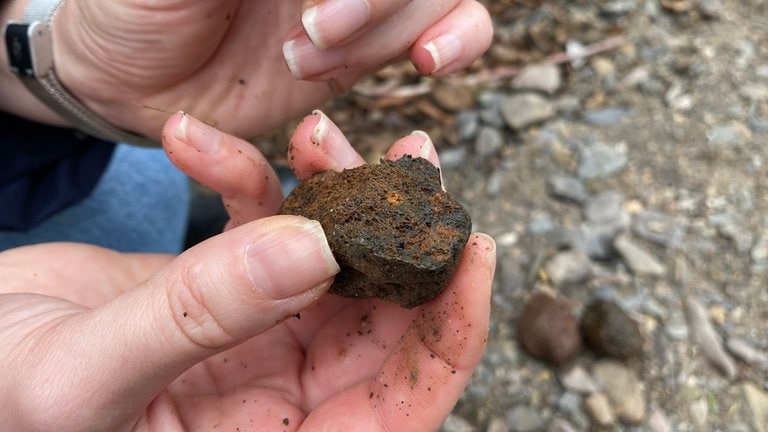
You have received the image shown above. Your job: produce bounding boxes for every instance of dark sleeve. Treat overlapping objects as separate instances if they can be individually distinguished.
[0,111,116,231]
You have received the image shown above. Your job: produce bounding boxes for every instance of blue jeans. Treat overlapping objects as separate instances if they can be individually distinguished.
[0,144,190,253]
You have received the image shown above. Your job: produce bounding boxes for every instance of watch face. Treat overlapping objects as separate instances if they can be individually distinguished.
[4,23,36,76]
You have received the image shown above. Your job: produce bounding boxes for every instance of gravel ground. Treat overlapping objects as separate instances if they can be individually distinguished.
[427,1,768,431]
[292,1,767,431]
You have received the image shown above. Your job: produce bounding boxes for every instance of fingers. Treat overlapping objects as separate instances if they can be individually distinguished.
[299,233,496,430]
[287,110,366,179]
[5,217,339,430]
[162,112,284,229]
[283,0,462,80]
[301,0,414,50]
[410,0,494,76]
[287,110,441,181]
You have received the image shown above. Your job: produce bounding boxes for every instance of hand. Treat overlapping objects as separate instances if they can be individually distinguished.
[0,111,496,431]
[2,0,493,139]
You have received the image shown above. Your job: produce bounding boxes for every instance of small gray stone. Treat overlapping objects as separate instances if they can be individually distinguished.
[475,126,504,157]
[592,360,647,425]
[506,405,545,432]
[727,338,768,368]
[547,175,587,204]
[689,399,709,429]
[631,210,685,248]
[698,0,724,18]
[577,142,628,179]
[546,419,579,432]
[560,366,599,394]
[685,298,737,379]
[647,409,673,432]
[545,249,594,286]
[582,107,633,125]
[500,93,556,130]
[752,233,768,263]
[584,191,628,228]
[441,414,476,432]
[486,417,509,432]
[512,63,562,95]
[614,234,666,276]
[456,110,480,141]
[742,383,768,432]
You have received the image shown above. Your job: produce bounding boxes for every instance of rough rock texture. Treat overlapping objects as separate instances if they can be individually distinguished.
[279,156,472,308]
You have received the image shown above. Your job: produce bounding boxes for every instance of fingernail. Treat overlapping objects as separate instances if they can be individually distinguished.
[312,110,360,168]
[421,33,463,74]
[246,218,339,300]
[174,112,220,154]
[410,130,435,160]
[303,0,370,49]
[283,35,347,79]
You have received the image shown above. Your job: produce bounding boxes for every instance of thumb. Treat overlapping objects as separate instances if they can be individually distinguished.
[24,215,338,429]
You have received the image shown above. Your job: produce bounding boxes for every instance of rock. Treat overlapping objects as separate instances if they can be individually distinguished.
[547,175,588,204]
[631,210,684,249]
[577,142,628,179]
[584,392,616,427]
[517,293,582,367]
[592,360,647,425]
[512,63,562,95]
[751,233,768,263]
[742,383,768,432]
[698,0,725,19]
[582,107,632,125]
[432,82,476,112]
[559,366,599,394]
[486,417,509,432]
[440,414,476,432]
[455,110,480,141]
[546,419,579,432]
[688,399,709,430]
[545,249,594,287]
[726,338,768,369]
[584,191,627,228]
[581,298,644,359]
[475,126,504,157]
[613,234,666,276]
[500,93,556,130]
[685,298,738,379]
[505,405,545,432]
[647,409,673,432]
[279,156,471,308]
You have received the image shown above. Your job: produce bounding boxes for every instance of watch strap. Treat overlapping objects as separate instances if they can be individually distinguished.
[4,2,157,146]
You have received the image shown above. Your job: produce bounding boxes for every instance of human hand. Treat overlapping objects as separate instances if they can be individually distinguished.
[2,0,492,139]
[0,111,496,431]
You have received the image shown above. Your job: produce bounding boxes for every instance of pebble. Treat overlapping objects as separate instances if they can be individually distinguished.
[592,360,647,425]
[631,210,684,249]
[577,142,628,179]
[517,293,582,367]
[545,249,594,287]
[726,338,768,369]
[584,392,616,427]
[584,191,628,228]
[688,398,709,429]
[685,298,737,379]
[580,298,644,359]
[613,234,666,276]
[475,126,504,157]
[505,405,545,432]
[742,383,768,432]
[546,418,579,432]
[647,409,673,432]
[512,63,562,95]
[751,233,768,263]
[440,414,476,432]
[547,175,588,204]
[698,0,725,18]
[582,107,632,125]
[432,82,476,112]
[559,366,599,394]
[455,110,480,141]
[500,93,556,130]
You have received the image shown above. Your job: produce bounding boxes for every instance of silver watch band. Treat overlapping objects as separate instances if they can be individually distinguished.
[4,1,157,146]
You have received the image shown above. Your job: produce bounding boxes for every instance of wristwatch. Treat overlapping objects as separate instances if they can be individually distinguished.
[3,0,157,146]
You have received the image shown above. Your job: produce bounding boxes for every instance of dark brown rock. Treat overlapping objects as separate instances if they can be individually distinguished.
[278,156,472,308]
[517,293,582,367]
[581,298,644,359]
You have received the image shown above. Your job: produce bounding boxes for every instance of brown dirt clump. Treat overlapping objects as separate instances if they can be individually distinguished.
[278,156,472,308]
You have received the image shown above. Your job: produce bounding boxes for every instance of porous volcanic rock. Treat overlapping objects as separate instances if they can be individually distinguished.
[278,156,472,308]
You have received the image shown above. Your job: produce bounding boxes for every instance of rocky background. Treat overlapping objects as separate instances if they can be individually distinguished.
[322,1,768,431]
[244,0,768,430]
